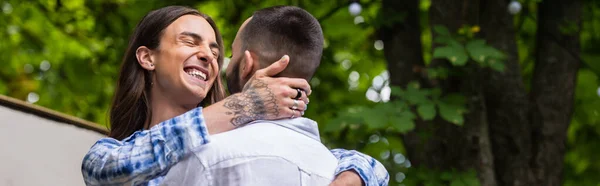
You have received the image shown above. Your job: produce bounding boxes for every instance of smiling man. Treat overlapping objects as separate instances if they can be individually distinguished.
[161,6,389,186]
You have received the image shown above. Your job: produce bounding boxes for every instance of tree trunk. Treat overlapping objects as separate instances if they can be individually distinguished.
[427,1,498,185]
[380,0,424,86]
[478,0,534,185]
[531,0,581,185]
[378,0,434,172]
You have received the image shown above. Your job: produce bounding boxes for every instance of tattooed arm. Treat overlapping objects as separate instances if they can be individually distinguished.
[204,57,310,133]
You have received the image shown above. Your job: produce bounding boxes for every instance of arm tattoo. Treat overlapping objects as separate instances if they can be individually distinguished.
[223,79,279,127]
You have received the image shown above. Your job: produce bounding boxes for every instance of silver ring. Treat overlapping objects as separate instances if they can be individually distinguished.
[290,110,296,119]
[291,100,298,110]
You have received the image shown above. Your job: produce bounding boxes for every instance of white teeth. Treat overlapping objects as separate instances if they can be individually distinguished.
[185,69,207,80]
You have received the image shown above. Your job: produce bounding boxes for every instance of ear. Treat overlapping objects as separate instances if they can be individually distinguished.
[240,50,258,80]
[136,46,155,71]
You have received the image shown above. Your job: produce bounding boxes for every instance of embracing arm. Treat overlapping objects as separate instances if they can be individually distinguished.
[81,108,209,186]
[330,149,390,186]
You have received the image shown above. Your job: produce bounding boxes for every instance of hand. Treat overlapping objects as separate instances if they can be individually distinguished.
[223,55,311,127]
[330,171,364,186]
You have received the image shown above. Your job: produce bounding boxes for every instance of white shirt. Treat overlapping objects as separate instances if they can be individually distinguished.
[160,118,338,186]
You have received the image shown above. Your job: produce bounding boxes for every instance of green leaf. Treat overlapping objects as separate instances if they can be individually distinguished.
[391,100,410,112]
[437,94,467,125]
[391,86,404,97]
[418,102,436,120]
[448,39,464,49]
[465,39,487,63]
[391,111,416,133]
[466,39,486,48]
[325,106,368,132]
[363,108,388,129]
[392,119,415,133]
[427,67,449,80]
[400,110,417,120]
[486,47,506,59]
[433,45,469,66]
[433,25,451,36]
[465,39,507,67]
[488,59,505,72]
[434,36,453,44]
[438,102,465,126]
[404,88,429,105]
[442,93,467,105]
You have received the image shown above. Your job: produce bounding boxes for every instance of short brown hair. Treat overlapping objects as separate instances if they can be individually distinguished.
[240,6,324,81]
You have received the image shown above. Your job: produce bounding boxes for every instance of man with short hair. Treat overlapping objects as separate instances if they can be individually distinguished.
[161,6,389,186]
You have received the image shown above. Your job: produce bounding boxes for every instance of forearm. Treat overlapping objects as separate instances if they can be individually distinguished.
[202,97,237,135]
[81,108,210,185]
[330,149,390,186]
[331,171,364,186]
[204,91,278,134]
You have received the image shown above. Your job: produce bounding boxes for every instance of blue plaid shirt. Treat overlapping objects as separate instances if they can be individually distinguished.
[82,107,390,186]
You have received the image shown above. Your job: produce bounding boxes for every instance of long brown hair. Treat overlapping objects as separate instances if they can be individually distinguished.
[109,6,226,140]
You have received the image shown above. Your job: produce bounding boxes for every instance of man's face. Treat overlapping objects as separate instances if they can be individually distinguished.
[226,18,252,94]
[152,15,220,106]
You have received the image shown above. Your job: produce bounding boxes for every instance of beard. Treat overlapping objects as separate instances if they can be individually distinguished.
[226,61,243,94]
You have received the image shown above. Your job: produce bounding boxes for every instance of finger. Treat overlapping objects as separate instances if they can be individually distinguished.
[278,78,311,95]
[255,54,289,77]
[294,88,309,105]
[286,98,307,111]
[285,87,308,104]
[279,107,295,119]
[299,90,309,105]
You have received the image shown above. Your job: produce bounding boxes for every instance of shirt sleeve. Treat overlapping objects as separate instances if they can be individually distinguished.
[330,149,390,186]
[81,107,210,186]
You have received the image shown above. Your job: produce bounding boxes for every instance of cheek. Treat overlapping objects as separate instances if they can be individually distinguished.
[211,60,220,76]
[156,51,181,72]
[209,60,220,83]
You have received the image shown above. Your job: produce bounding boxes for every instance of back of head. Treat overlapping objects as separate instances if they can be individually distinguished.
[240,6,323,81]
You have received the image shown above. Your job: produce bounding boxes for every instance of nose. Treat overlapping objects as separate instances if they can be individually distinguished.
[196,47,214,64]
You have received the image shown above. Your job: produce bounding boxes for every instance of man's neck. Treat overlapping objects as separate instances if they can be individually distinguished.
[148,86,196,129]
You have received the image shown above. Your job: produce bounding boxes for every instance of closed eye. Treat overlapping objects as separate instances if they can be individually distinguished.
[183,40,196,46]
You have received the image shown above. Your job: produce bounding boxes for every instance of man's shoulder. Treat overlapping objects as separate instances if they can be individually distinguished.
[195,122,317,158]
[192,122,337,169]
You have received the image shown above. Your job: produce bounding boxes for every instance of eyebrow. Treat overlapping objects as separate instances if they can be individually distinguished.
[180,31,220,51]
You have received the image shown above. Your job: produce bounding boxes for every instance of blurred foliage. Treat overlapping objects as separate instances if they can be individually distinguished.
[1,0,599,185]
[432,25,507,71]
